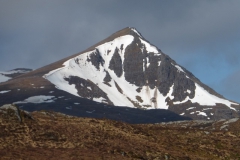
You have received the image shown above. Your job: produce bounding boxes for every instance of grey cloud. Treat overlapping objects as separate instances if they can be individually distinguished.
[0,0,240,102]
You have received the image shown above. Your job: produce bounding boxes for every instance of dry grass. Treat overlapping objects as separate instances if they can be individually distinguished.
[0,108,240,160]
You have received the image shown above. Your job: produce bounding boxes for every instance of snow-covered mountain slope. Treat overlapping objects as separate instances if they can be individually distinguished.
[0,27,239,121]
[43,27,238,115]
[0,68,32,83]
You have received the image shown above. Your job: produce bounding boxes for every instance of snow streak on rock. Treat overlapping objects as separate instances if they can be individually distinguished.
[0,90,11,94]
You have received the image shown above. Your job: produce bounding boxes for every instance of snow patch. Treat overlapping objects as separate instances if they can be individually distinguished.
[202,108,212,111]
[86,110,95,113]
[185,90,191,94]
[139,38,159,54]
[14,95,55,104]
[130,27,142,38]
[191,83,238,110]
[186,107,195,110]
[0,90,11,94]
[173,64,185,73]
[143,59,145,72]
[174,83,238,110]
[146,57,150,68]
[167,85,174,100]
[196,111,207,116]
[0,74,11,83]
[93,97,107,103]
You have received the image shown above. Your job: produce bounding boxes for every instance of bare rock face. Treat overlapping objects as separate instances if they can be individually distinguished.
[123,38,145,86]
[0,27,239,121]
[109,48,123,77]
[64,76,113,105]
[87,49,105,70]
[158,55,196,101]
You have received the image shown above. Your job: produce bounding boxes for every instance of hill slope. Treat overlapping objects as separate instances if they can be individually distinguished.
[0,105,240,159]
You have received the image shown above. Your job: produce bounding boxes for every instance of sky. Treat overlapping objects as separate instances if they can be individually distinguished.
[0,0,240,103]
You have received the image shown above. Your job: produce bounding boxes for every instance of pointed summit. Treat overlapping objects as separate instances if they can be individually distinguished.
[42,27,239,115]
[108,27,143,38]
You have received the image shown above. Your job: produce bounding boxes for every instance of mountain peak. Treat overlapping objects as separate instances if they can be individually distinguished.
[107,27,144,40]
[42,28,239,114]
[128,27,143,37]
[0,28,239,121]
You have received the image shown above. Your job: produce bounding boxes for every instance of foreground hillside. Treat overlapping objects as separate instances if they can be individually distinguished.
[0,105,240,160]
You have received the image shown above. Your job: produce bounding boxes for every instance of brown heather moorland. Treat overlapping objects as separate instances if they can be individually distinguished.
[0,105,240,160]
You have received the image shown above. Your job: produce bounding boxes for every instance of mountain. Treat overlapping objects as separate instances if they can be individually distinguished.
[0,68,32,83]
[1,104,240,159]
[0,27,239,121]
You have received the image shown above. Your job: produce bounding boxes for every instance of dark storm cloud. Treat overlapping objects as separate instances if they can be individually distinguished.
[0,0,240,102]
